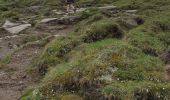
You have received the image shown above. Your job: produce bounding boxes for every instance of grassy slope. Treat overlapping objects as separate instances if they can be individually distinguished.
[1,0,170,100]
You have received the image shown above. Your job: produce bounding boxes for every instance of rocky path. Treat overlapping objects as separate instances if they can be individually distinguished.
[0,46,41,100]
[0,18,74,100]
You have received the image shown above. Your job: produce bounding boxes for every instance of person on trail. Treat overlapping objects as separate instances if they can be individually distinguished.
[65,0,76,13]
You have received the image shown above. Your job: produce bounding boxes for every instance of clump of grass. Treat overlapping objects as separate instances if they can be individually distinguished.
[74,19,124,43]
[25,39,166,99]
[127,26,166,56]
[78,8,100,19]
[22,34,48,44]
[84,20,123,42]
[0,10,19,21]
[32,36,81,76]
[101,81,170,100]
[21,0,170,99]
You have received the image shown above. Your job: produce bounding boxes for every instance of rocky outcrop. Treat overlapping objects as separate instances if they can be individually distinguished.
[2,20,31,34]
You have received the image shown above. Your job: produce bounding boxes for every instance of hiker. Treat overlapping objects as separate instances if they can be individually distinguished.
[65,0,76,13]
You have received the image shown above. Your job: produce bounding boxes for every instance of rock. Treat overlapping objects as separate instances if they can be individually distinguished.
[2,20,20,28]
[98,5,117,10]
[125,10,138,13]
[27,6,42,13]
[76,8,87,12]
[39,16,81,25]
[40,18,59,23]
[2,20,31,34]
[54,34,61,37]
[121,18,138,28]
[99,74,113,81]
[4,24,31,34]
[58,16,81,24]
[52,10,65,15]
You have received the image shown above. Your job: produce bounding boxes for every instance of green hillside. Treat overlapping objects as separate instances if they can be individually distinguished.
[0,0,170,100]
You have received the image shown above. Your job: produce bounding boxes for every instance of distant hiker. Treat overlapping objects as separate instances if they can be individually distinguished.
[65,0,76,13]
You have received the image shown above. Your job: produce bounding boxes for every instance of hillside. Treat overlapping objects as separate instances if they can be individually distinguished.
[0,0,170,100]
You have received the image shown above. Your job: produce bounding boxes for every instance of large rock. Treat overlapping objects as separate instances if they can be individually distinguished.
[2,20,31,34]
[39,16,81,25]
[40,18,58,23]
[121,18,138,28]
[125,10,138,13]
[76,8,87,12]
[52,10,65,15]
[58,16,81,24]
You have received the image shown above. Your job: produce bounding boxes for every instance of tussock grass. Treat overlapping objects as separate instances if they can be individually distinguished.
[20,0,170,99]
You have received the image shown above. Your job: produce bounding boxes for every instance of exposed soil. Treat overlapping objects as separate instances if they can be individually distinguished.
[0,46,41,100]
[0,21,74,100]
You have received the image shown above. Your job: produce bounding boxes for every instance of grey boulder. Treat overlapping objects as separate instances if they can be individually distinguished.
[2,20,31,34]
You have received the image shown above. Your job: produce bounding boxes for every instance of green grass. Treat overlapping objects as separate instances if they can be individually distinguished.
[29,36,81,76]
[127,26,166,55]
[102,81,170,100]
[22,39,166,99]
[2,0,168,99]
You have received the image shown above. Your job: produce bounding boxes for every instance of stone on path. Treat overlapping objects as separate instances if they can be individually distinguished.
[122,18,138,28]
[39,16,81,25]
[58,16,81,24]
[76,8,87,12]
[52,10,65,15]
[126,10,138,13]
[98,5,117,10]
[40,18,59,23]
[2,20,31,34]
[76,6,116,12]
[2,20,20,28]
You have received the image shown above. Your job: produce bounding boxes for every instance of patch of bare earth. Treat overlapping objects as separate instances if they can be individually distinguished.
[0,22,74,99]
[0,45,42,100]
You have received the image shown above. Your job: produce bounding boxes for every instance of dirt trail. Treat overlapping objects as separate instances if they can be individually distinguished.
[0,46,40,100]
[0,22,73,99]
